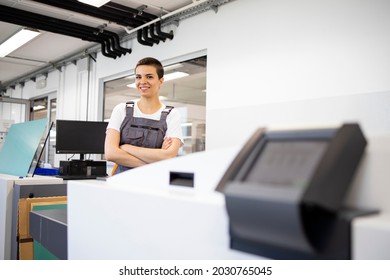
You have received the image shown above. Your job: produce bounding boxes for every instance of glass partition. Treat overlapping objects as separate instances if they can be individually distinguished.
[0,97,30,152]
[103,55,207,156]
[0,97,30,123]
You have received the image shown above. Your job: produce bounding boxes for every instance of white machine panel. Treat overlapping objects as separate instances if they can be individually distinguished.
[67,135,390,260]
[68,147,260,259]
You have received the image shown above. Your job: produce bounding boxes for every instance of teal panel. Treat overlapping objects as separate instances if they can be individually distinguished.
[32,204,67,211]
[0,119,48,177]
[33,241,59,260]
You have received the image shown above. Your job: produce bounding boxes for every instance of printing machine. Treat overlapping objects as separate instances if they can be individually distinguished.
[67,123,390,260]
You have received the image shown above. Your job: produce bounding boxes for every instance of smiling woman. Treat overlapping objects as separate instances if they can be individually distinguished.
[103,55,207,157]
[104,57,187,174]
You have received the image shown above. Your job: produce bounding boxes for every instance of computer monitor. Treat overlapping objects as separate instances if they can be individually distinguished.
[55,119,108,161]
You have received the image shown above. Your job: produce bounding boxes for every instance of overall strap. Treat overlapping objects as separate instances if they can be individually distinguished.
[125,101,135,117]
[160,105,174,121]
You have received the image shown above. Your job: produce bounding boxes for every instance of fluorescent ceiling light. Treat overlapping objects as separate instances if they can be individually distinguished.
[124,64,184,80]
[0,29,40,58]
[164,71,189,81]
[78,0,110,7]
[33,105,46,111]
[127,71,189,88]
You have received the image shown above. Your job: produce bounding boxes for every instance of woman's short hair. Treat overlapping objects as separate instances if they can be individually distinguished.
[135,57,164,79]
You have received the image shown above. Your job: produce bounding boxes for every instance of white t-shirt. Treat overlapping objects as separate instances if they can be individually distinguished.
[107,102,183,144]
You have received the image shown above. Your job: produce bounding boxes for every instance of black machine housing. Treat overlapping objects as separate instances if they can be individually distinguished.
[59,160,107,178]
[216,123,377,259]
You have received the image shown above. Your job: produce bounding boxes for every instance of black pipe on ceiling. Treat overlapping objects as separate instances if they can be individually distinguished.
[155,21,174,40]
[137,29,153,47]
[137,25,171,47]
[0,5,131,59]
[149,24,166,42]
[104,1,157,22]
[136,22,176,47]
[103,2,175,45]
[31,0,150,28]
[32,0,175,48]
[0,10,120,58]
[142,26,160,45]
[0,12,117,58]
[34,0,175,47]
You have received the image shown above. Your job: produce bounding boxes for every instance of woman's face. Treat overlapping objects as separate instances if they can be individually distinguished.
[135,65,164,98]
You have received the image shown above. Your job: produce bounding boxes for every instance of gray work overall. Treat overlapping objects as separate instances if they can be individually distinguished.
[114,101,173,174]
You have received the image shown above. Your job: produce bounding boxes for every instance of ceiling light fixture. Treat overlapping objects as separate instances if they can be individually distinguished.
[127,71,189,88]
[124,64,184,80]
[33,105,46,111]
[0,29,40,58]
[77,0,110,8]
[164,71,189,81]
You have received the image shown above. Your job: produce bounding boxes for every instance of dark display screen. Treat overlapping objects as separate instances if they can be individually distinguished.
[245,140,328,188]
[56,120,108,155]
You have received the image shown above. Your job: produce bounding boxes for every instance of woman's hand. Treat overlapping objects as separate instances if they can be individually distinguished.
[162,137,173,150]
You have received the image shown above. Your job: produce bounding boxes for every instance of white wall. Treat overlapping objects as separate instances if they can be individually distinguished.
[205,0,390,148]
[6,0,390,149]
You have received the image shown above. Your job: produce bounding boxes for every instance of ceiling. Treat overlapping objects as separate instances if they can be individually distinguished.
[0,0,229,92]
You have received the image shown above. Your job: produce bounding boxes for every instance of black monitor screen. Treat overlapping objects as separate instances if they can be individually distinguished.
[56,120,108,157]
[244,140,329,188]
